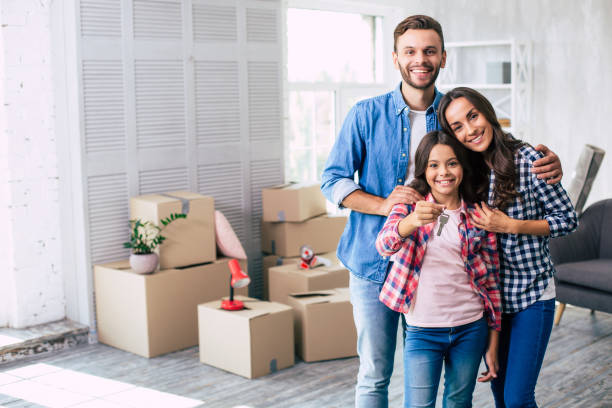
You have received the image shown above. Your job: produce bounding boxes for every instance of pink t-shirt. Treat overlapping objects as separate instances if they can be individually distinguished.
[404,207,484,327]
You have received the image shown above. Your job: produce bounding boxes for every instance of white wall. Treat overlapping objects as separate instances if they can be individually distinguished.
[0,0,65,328]
[399,0,612,207]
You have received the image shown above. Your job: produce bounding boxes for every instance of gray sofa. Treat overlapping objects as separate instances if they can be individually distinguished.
[550,198,612,325]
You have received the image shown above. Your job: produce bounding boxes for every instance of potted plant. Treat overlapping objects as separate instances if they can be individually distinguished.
[123,214,186,274]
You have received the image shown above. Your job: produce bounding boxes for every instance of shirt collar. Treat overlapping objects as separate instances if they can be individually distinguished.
[392,82,443,117]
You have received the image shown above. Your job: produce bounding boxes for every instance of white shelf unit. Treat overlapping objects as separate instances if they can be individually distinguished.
[437,40,532,140]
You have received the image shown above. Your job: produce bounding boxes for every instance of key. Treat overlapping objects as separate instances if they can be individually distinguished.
[436,213,449,236]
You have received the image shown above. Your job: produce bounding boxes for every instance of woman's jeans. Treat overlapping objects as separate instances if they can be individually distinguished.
[491,299,555,408]
[350,273,401,408]
[403,317,488,408]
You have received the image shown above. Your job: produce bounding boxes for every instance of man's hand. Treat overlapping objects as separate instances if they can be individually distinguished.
[532,144,563,184]
[379,186,423,216]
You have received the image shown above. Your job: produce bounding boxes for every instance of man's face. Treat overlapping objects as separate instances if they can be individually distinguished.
[393,29,446,91]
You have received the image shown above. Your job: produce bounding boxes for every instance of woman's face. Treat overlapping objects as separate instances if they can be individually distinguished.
[425,144,463,201]
[444,97,493,153]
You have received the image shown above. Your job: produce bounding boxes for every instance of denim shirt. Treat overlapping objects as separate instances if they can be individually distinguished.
[320,83,443,283]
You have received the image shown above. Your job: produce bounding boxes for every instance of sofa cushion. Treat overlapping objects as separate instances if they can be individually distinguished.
[555,259,612,292]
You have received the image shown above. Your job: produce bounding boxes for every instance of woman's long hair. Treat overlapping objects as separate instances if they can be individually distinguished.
[408,130,487,205]
[437,87,525,210]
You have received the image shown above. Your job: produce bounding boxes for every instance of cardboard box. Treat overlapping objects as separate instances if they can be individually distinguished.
[261,215,347,257]
[262,252,339,300]
[94,258,248,358]
[130,191,215,269]
[268,263,349,304]
[285,288,357,362]
[198,296,294,379]
[262,183,326,222]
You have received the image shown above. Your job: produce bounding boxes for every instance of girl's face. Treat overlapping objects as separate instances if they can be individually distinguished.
[444,97,494,153]
[425,144,463,201]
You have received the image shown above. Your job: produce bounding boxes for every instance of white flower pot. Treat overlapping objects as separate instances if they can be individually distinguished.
[129,253,159,274]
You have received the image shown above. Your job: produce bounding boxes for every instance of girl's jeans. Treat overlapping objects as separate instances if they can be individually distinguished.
[403,317,488,408]
[491,299,555,408]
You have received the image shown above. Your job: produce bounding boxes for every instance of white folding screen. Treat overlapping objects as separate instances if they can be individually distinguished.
[78,0,283,299]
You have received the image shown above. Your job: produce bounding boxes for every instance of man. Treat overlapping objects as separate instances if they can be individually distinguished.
[320,15,562,408]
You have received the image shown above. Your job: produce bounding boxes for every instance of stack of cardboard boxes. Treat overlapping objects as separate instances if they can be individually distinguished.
[94,185,358,379]
[94,191,295,379]
[261,183,358,363]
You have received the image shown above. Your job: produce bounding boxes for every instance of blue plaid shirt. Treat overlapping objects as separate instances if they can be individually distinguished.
[489,144,578,313]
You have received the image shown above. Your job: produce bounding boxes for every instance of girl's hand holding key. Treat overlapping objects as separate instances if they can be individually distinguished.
[398,201,445,237]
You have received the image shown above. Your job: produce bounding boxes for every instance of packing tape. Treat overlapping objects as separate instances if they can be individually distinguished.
[160,193,190,214]
[269,358,277,373]
[277,210,286,221]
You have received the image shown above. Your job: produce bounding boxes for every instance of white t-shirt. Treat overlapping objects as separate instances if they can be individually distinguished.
[405,109,428,184]
[404,208,484,327]
[539,277,556,300]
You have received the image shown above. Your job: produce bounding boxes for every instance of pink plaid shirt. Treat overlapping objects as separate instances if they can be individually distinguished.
[376,195,502,330]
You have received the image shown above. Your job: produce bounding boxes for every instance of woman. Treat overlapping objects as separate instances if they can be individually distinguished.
[438,87,578,408]
[376,130,501,408]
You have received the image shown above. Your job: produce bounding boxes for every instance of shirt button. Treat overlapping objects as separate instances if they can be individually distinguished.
[403,128,407,131]
[402,153,406,157]
[398,178,403,183]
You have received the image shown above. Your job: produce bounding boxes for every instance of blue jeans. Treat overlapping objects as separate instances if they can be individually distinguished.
[350,273,401,408]
[491,299,555,408]
[403,317,488,408]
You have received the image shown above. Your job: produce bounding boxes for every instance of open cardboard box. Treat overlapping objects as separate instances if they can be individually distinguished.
[268,262,348,304]
[262,251,339,300]
[285,288,357,362]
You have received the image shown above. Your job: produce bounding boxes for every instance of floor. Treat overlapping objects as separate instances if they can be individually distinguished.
[0,305,609,408]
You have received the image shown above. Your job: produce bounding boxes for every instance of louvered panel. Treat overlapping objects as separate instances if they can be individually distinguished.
[192,4,237,42]
[82,60,126,153]
[197,162,245,242]
[249,159,282,240]
[246,8,277,43]
[133,0,182,40]
[194,61,240,145]
[80,0,122,38]
[135,60,186,149]
[87,174,130,263]
[248,62,280,142]
[246,251,263,298]
[138,167,189,195]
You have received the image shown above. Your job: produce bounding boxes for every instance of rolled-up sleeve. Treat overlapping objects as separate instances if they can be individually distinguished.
[321,105,365,208]
[376,203,410,256]
[532,171,578,238]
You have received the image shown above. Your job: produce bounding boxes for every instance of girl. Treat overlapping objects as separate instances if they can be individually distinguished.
[438,87,578,408]
[376,130,501,408]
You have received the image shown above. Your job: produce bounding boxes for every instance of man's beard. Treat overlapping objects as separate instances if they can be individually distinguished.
[399,62,442,90]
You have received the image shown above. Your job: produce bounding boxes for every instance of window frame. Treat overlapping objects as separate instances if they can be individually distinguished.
[283,0,401,183]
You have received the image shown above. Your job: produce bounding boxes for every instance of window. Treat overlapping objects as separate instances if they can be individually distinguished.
[285,4,393,184]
